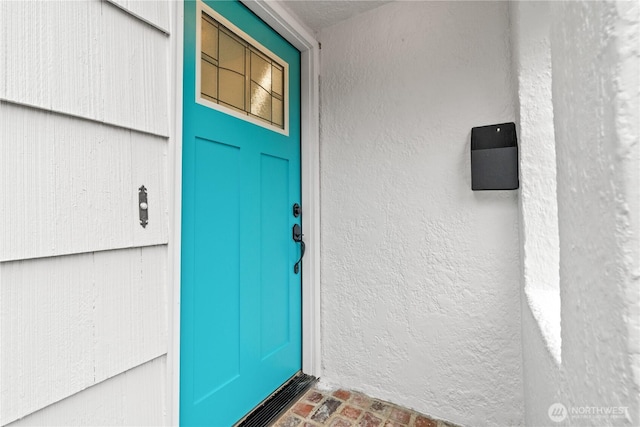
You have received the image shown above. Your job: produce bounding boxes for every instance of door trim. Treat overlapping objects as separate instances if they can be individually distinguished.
[167,1,321,425]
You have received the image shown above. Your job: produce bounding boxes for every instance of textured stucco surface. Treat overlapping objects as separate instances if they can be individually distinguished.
[281,1,390,35]
[516,1,640,425]
[318,2,523,426]
[509,0,561,364]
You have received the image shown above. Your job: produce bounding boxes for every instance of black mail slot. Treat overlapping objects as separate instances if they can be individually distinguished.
[471,122,519,190]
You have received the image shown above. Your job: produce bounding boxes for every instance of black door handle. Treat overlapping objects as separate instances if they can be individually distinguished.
[292,223,305,274]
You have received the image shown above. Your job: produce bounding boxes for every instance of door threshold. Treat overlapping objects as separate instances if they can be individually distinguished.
[235,373,317,427]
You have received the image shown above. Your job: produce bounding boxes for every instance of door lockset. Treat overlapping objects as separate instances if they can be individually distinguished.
[292,223,305,274]
[292,206,305,274]
[292,223,302,242]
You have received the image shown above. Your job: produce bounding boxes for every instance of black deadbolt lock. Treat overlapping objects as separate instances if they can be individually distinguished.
[292,223,302,242]
[292,223,305,274]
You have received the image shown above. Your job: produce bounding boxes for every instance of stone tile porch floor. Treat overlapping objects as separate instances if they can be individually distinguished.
[273,386,458,427]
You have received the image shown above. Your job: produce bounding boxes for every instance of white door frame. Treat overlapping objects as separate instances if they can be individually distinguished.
[167,1,321,424]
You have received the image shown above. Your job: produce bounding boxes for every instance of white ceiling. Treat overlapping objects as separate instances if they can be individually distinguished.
[280,0,392,34]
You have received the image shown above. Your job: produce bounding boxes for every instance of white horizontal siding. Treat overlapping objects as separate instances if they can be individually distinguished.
[5,356,167,427]
[0,0,169,137]
[107,0,170,34]
[0,246,168,425]
[0,102,168,262]
[0,0,175,424]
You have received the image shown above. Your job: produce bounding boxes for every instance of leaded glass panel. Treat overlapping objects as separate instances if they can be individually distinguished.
[199,11,286,130]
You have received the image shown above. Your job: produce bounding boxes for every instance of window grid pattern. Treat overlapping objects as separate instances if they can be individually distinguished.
[200,12,285,129]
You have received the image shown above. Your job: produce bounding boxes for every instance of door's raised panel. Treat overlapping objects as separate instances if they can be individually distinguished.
[0,246,168,425]
[192,137,241,402]
[1,0,168,136]
[260,154,291,359]
[0,103,168,261]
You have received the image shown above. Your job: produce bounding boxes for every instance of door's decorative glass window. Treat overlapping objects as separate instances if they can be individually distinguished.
[198,7,287,133]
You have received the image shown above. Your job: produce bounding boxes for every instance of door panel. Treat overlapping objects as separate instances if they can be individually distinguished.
[181,1,302,425]
[192,137,241,403]
[260,154,291,359]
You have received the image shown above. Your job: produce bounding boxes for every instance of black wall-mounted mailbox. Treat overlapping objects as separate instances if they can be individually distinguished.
[471,122,519,190]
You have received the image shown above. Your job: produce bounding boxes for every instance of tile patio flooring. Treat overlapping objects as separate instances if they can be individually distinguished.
[273,386,458,427]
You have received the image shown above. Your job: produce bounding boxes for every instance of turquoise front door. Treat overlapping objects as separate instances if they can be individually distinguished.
[181,1,302,425]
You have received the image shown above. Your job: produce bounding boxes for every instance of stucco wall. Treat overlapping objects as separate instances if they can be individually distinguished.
[509,0,562,365]
[514,0,640,425]
[318,2,523,426]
